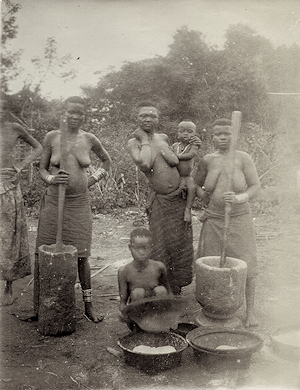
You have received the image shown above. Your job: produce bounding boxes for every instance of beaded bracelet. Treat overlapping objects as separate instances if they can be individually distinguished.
[45,174,55,184]
[91,168,108,182]
[235,193,249,203]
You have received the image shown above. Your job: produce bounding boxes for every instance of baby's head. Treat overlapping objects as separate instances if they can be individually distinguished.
[177,120,196,143]
[129,228,152,262]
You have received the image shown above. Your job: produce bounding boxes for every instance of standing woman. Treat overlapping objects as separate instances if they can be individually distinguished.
[0,93,43,305]
[34,96,111,322]
[128,102,199,295]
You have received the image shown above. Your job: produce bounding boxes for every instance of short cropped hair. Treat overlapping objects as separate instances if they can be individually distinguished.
[64,96,86,108]
[136,101,159,110]
[130,228,152,244]
[136,101,160,114]
[132,101,160,121]
[178,120,196,129]
[211,118,231,127]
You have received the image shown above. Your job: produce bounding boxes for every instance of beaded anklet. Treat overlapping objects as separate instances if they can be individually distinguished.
[82,289,92,302]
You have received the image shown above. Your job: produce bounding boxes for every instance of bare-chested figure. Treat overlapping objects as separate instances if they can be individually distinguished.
[118,228,172,331]
[195,118,260,327]
[128,102,200,295]
[118,228,171,318]
[172,120,200,222]
[34,96,111,322]
[0,93,42,305]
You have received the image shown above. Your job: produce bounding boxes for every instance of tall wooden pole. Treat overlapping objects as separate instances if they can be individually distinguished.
[220,111,242,268]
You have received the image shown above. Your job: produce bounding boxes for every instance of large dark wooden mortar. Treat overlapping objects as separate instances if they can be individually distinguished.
[195,256,247,322]
[38,243,78,336]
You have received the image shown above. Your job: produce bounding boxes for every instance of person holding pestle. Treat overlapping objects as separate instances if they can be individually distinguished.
[194,118,260,327]
[33,96,111,323]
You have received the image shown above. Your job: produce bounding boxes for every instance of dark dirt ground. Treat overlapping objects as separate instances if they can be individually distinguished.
[1,176,300,390]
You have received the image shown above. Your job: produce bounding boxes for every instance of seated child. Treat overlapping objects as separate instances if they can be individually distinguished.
[118,228,172,330]
[172,120,201,222]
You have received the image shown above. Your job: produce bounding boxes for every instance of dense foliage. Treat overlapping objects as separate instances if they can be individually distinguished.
[2,3,300,213]
[81,25,299,211]
[1,0,22,92]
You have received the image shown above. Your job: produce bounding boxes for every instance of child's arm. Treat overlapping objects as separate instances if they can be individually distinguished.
[194,156,210,200]
[178,144,199,160]
[118,266,129,312]
[171,142,179,153]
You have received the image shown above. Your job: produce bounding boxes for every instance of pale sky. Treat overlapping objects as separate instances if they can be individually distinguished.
[3,0,300,99]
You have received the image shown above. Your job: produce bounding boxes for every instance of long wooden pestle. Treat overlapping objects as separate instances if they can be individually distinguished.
[220,111,242,268]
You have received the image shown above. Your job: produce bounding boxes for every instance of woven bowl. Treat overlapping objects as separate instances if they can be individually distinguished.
[270,324,300,361]
[118,331,188,373]
[186,327,263,372]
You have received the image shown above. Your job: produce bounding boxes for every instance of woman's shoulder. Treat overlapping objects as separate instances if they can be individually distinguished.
[236,150,250,157]
[118,262,132,275]
[128,136,139,146]
[44,129,60,139]
[152,133,170,146]
[202,152,216,162]
[236,150,253,162]
[79,129,94,139]
[149,259,166,268]
[154,133,168,140]
[80,130,103,146]
[10,122,24,131]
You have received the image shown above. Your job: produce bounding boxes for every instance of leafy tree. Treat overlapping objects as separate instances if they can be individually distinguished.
[82,24,294,211]
[268,44,300,93]
[1,1,76,131]
[26,37,77,96]
[1,5,78,209]
[3,16,297,212]
[84,25,271,132]
[15,36,77,128]
[1,0,22,92]
[163,26,216,125]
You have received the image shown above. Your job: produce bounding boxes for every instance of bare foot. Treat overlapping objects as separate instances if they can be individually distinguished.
[184,208,191,223]
[84,302,104,323]
[2,281,14,306]
[245,312,258,327]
